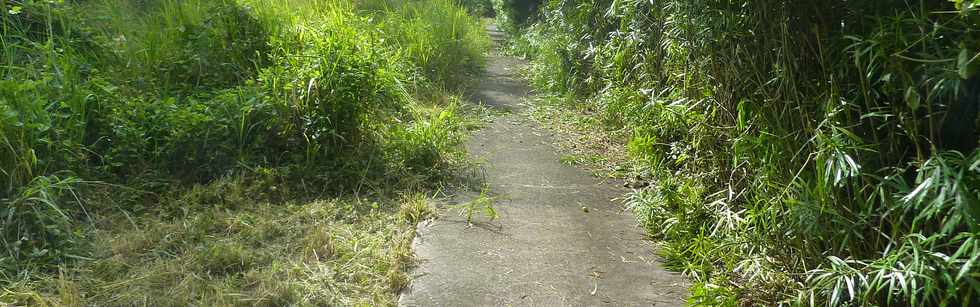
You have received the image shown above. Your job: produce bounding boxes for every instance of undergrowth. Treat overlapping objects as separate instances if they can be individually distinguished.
[499,0,980,305]
[1,0,488,304]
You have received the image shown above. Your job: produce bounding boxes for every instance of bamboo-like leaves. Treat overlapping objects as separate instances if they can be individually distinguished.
[508,0,980,305]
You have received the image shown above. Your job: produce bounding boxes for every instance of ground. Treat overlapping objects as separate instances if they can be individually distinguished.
[397,24,688,306]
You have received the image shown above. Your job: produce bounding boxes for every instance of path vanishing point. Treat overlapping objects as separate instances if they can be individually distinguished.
[398,24,688,306]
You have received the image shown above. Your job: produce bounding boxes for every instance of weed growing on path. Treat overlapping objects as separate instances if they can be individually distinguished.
[449,188,498,225]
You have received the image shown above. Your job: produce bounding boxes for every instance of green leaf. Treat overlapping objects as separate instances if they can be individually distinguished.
[905,87,920,111]
[949,0,964,11]
[957,48,978,79]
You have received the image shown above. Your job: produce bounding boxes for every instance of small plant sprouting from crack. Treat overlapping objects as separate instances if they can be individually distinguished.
[450,188,498,225]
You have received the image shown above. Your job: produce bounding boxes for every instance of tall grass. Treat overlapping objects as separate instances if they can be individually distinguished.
[502,0,980,305]
[374,0,489,87]
[1,0,486,283]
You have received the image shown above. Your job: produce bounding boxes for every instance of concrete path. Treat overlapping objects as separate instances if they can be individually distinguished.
[398,25,688,307]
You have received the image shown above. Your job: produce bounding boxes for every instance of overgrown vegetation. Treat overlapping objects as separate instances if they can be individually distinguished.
[457,0,494,17]
[498,0,980,305]
[1,0,488,304]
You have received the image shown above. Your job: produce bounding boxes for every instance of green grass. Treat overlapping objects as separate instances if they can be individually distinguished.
[1,0,490,304]
[448,187,498,225]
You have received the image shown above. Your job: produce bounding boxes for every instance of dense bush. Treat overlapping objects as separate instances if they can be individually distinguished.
[1,0,486,278]
[503,0,980,305]
[457,0,494,17]
[491,0,542,34]
[102,0,270,91]
[378,0,490,87]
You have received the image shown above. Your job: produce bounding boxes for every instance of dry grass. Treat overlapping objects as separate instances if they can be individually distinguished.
[525,95,632,178]
[2,178,434,306]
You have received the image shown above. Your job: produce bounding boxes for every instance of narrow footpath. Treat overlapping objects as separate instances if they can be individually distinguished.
[398,25,688,306]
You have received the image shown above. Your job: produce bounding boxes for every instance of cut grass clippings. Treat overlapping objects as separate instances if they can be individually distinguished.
[524,95,633,179]
[2,178,435,306]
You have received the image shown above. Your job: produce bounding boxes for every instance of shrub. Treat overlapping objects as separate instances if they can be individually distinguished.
[374,0,490,88]
[87,0,271,92]
[1,0,487,279]
[491,0,542,35]
[505,0,980,304]
[457,0,494,17]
